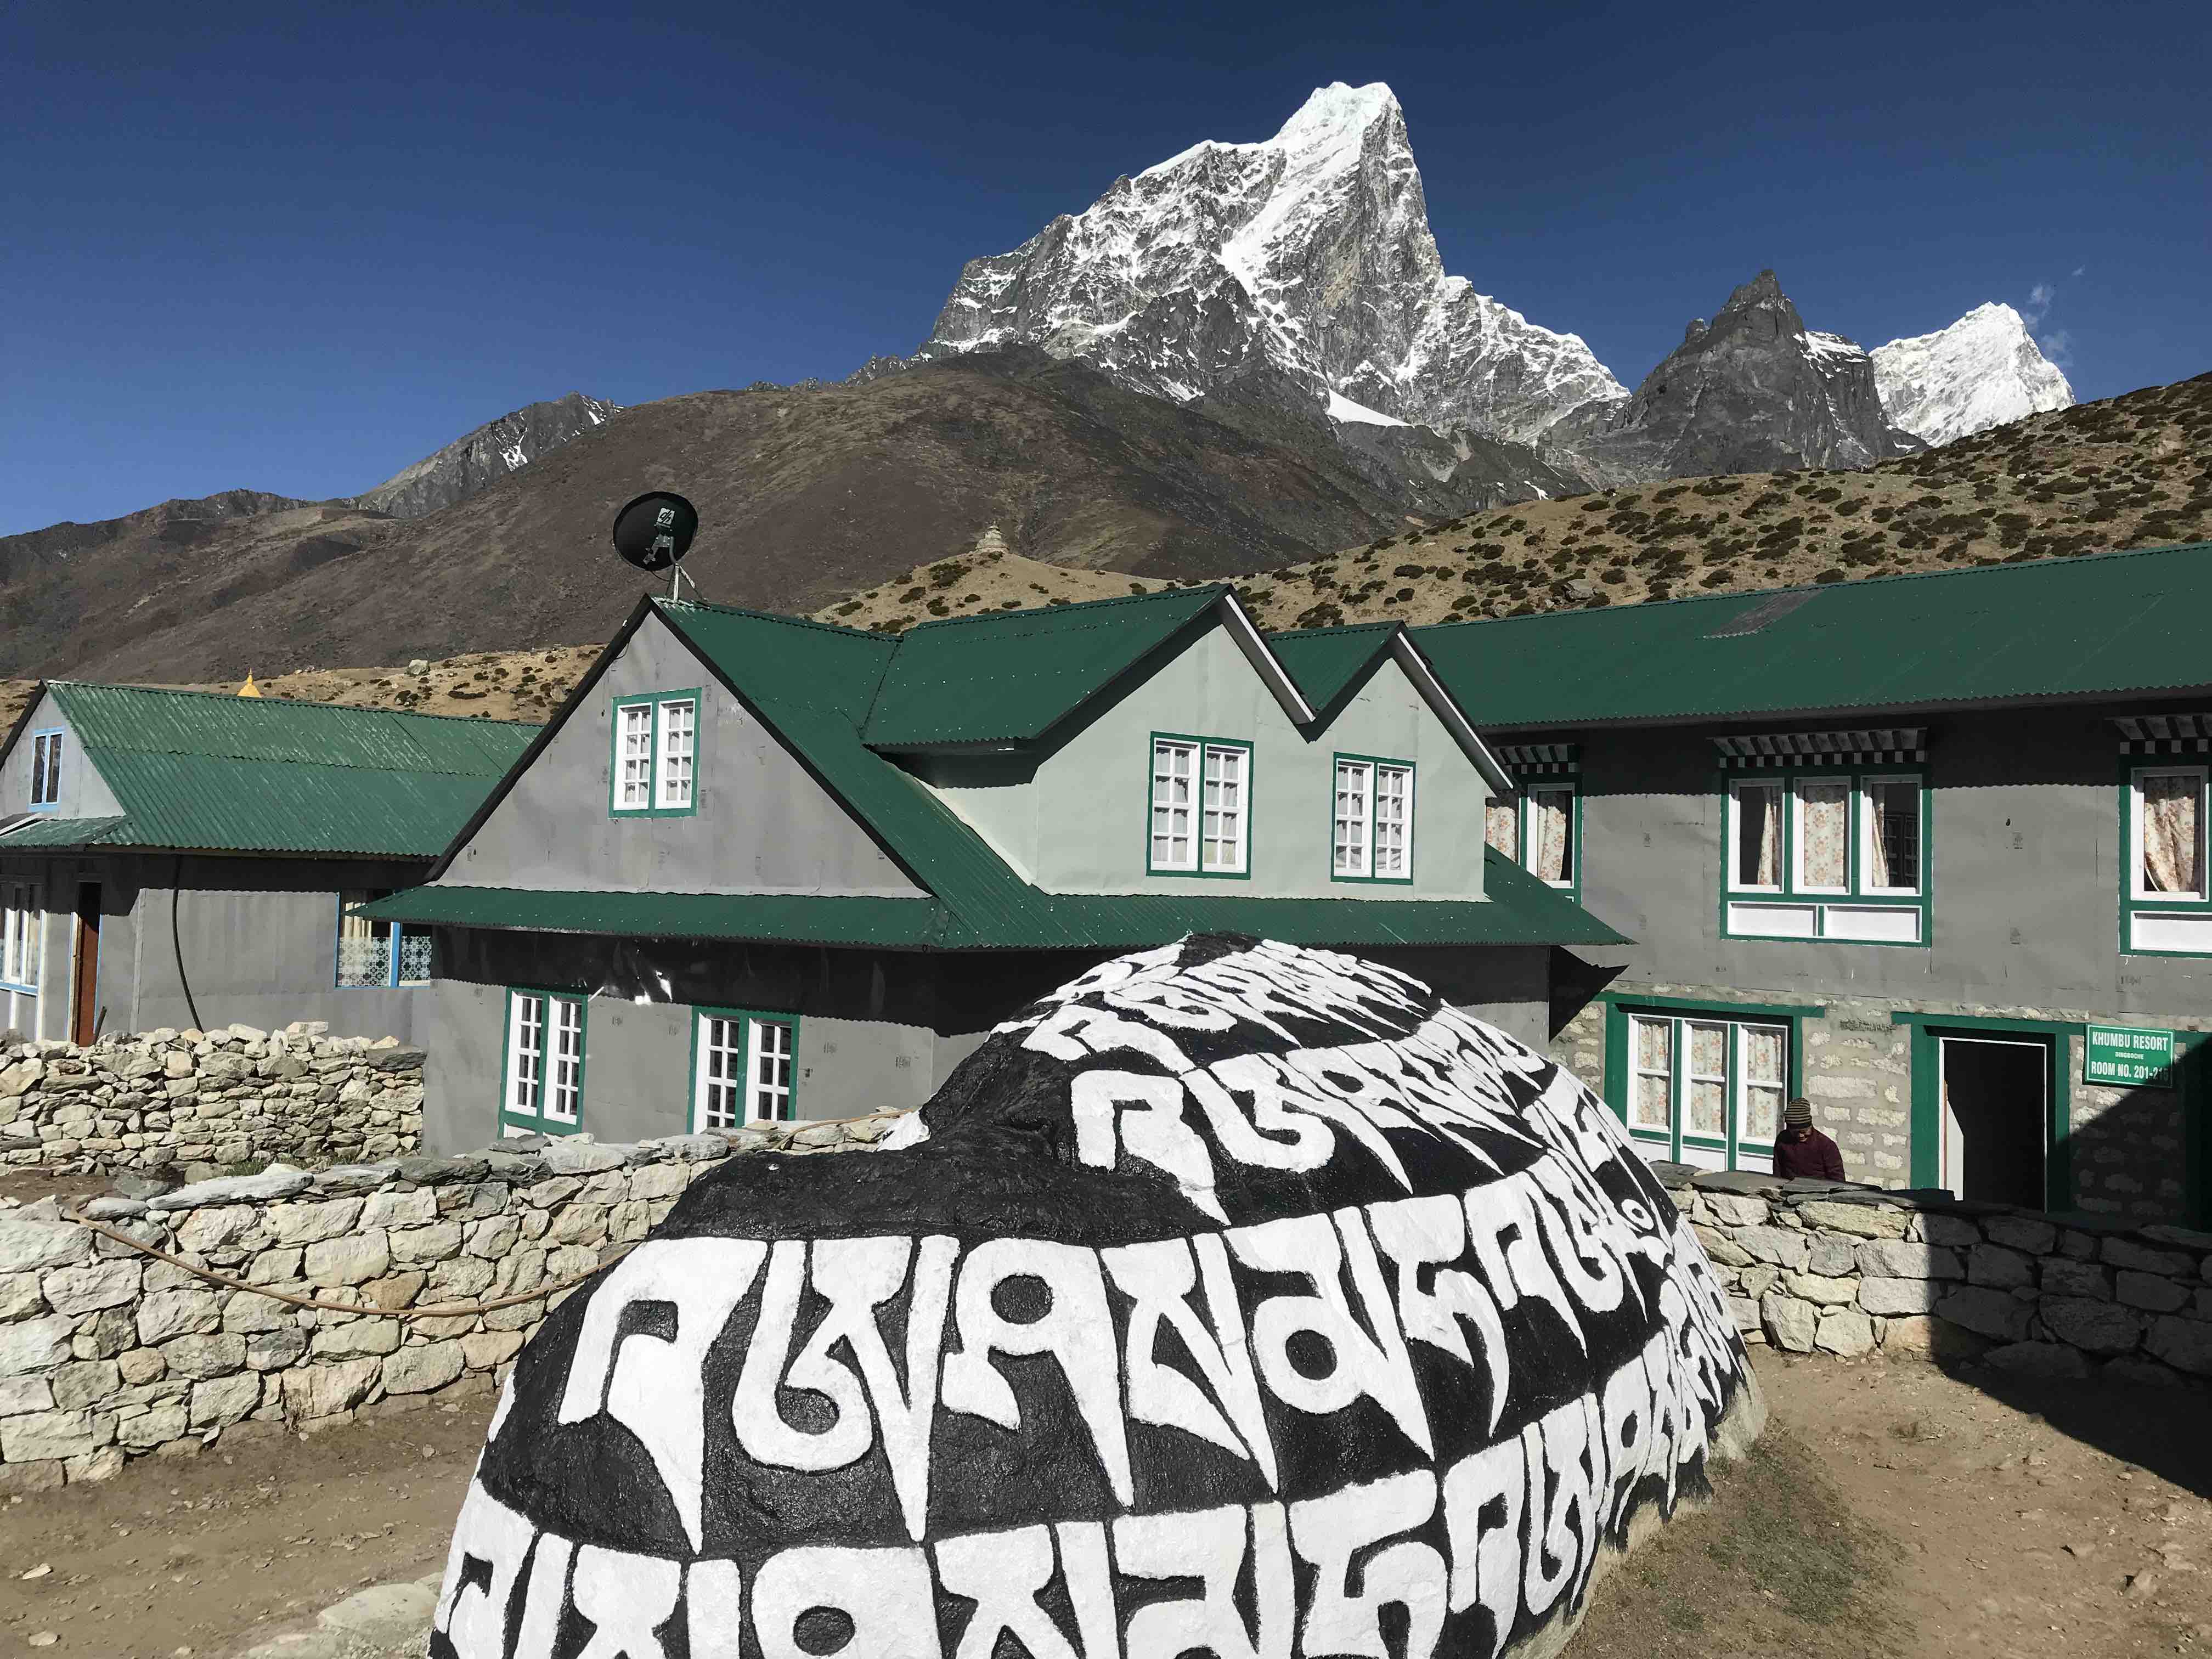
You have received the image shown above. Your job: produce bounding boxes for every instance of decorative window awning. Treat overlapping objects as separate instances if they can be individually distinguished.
[1491,743,1579,777]
[2113,714,2212,755]
[1712,729,1927,769]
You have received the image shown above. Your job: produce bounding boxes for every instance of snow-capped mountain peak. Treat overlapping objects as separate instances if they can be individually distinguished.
[1870,302,2074,445]
[915,83,1626,447]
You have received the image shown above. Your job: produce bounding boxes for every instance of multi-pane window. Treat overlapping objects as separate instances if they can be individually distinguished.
[1483,782,1577,891]
[28,731,63,810]
[1724,772,1926,944]
[1150,737,1250,876]
[1622,1011,1788,1173]
[1,882,40,990]
[693,1010,799,1130]
[503,990,584,1135]
[2124,766,2212,955]
[656,698,697,811]
[611,692,702,816]
[1333,757,1414,882]
[336,892,431,989]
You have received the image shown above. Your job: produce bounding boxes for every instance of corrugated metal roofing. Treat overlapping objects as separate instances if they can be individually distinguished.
[0,815,129,849]
[358,848,1624,951]
[1413,541,2212,730]
[855,586,1223,749]
[31,684,539,857]
[1267,623,1401,715]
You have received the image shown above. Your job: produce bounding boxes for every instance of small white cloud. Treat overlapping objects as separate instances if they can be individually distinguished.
[2028,282,2055,309]
[2070,266,2085,278]
[2038,329,2074,368]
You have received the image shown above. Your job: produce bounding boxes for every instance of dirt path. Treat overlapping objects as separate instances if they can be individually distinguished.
[0,1399,490,1658]
[2,1348,2207,1658]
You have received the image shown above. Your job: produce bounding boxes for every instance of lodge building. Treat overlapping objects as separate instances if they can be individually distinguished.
[356,588,1617,1154]
[1417,540,2212,1229]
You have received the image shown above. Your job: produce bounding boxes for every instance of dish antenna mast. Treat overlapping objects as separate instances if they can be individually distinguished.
[611,491,701,600]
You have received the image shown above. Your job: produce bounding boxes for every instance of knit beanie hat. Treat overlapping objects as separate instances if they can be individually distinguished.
[1784,1098,1814,1130]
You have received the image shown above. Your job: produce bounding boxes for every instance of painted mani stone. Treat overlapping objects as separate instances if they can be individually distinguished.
[432,936,1763,1659]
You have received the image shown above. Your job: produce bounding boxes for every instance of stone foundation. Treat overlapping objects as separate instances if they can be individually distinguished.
[0,1024,422,1175]
[0,1116,891,1489]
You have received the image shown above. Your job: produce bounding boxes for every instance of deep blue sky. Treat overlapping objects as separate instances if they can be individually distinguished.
[5,0,2205,535]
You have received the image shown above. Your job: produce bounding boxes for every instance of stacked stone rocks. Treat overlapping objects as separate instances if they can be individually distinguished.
[1667,1166,2212,1386]
[0,1116,892,1491]
[0,1025,422,1175]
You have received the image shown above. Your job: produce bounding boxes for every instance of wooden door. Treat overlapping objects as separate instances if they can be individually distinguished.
[71,882,101,1045]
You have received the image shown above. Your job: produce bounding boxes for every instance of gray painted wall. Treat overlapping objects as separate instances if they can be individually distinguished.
[0,849,432,1043]
[917,621,1493,899]
[442,613,923,897]
[1561,702,2212,1020]
[0,692,125,822]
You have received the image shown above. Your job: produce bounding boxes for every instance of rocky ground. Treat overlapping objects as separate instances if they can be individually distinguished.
[820,369,2212,633]
[0,1348,2202,1658]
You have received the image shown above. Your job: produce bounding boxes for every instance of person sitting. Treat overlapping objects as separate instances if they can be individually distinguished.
[1773,1098,1847,1181]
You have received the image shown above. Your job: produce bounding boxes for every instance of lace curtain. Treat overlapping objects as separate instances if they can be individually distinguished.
[1798,781,1849,888]
[2143,774,2202,893]
[1532,791,1571,883]
[1736,785,1780,885]
[1484,801,1517,859]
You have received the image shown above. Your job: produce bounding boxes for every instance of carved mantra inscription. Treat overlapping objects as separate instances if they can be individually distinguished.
[433,939,1755,1659]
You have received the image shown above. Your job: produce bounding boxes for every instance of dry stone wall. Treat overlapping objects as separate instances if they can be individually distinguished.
[0,1116,890,1491]
[0,1025,422,1175]
[1667,1165,2212,1386]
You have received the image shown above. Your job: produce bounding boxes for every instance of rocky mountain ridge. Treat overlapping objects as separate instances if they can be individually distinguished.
[352,391,619,517]
[896,82,2071,494]
[1871,303,2075,446]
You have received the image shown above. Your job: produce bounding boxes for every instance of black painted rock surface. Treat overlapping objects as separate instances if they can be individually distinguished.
[431,936,1762,1659]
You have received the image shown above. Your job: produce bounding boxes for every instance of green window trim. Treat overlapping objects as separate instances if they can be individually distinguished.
[608,689,703,819]
[1146,732,1254,881]
[688,1006,801,1130]
[2117,759,2212,958]
[1895,1014,2073,1211]
[1329,753,1416,886]
[1601,997,1806,1171]
[1718,763,1931,949]
[499,986,588,1138]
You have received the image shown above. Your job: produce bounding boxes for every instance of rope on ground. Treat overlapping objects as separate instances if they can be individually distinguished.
[51,1106,912,1319]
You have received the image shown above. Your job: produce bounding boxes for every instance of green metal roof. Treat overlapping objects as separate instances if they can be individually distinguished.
[358,847,1624,952]
[20,684,540,857]
[855,586,1225,749]
[1414,542,2212,730]
[0,815,129,849]
[1267,623,1402,716]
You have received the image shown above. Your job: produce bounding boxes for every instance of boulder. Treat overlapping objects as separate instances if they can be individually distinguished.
[1761,1294,1819,1352]
[1814,1307,1876,1357]
[1794,1199,1910,1239]
[424,938,1766,1659]
[2038,1296,2142,1355]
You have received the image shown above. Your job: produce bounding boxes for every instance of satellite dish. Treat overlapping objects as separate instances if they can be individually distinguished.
[611,491,699,573]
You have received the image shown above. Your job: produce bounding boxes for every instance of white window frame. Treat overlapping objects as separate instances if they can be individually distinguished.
[1858,774,1925,898]
[503,990,583,1133]
[1200,742,1250,875]
[1788,776,1853,896]
[28,730,63,811]
[1,881,40,991]
[1623,1011,1790,1169]
[2130,765,2208,903]
[1152,736,1249,876]
[656,697,697,812]
[1522,781,1572,889]
[1727,778,1785,894]
[1628,1014,1674,1135]
[692,1009,799,1130]
[614,703,655,813]
[1333,759,1373,878]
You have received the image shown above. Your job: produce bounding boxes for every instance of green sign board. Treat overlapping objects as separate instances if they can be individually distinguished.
[2085,1023,2176,1087]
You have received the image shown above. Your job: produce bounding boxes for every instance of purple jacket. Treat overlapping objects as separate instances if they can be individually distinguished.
[1774,1127,1847,1182]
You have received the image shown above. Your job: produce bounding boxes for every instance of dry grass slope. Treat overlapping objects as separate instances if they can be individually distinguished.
[819,370,2212,633]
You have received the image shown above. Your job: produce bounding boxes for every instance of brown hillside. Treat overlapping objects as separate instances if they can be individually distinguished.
[820,370,2212,632]
[0,350,1425,687]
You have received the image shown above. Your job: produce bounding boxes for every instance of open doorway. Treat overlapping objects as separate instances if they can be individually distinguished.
[1939,1035,2048,1209]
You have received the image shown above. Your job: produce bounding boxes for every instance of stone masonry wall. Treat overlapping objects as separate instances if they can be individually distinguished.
[0,1024,422,1175]
[0,1116,890,1492]
[1552,985,2199,1222]
[1667,1165,2212,1387]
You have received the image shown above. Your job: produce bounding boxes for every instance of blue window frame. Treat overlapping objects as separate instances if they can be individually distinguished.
[336,891,431,988]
